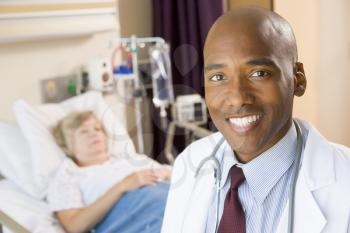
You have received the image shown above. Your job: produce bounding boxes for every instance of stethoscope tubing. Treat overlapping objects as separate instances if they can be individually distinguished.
[287,120,303,233]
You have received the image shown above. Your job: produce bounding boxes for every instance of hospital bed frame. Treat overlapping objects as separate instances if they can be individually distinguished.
[0,174,30,233]
[0,210,30,233]
[165,121,213,163]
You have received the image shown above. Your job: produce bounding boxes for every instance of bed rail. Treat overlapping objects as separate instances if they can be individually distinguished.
[0,210,30,233]
[164,121,213,163]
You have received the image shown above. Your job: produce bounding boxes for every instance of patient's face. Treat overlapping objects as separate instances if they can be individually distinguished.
[72,116,108,167]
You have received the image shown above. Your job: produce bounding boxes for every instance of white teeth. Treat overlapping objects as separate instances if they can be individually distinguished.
[229,115,261,127]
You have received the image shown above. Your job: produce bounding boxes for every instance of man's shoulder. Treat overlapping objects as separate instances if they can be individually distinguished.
[330,142,350,178]
[305,122,350,176]
[330,142,350,156]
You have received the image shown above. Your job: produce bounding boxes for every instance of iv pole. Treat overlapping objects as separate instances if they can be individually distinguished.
[113,36,166,154]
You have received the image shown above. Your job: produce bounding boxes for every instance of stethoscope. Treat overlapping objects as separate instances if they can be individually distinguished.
[194,119,303,233]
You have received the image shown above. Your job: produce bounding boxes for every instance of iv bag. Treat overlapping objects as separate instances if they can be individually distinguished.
[149,43,174,113]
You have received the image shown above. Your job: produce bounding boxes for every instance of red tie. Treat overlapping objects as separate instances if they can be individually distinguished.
[218,166,246,233]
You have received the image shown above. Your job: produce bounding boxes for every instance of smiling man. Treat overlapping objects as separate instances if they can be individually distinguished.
[203,8,304,164]
[161,6,350,233]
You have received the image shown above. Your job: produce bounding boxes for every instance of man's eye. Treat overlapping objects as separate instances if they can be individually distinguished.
[209,74,225,81]
[250,71,270,78]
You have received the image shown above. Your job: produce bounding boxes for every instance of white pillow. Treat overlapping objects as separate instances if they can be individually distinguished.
[0,179,64,233]
[0,123,39,196]
[13,91,136,199]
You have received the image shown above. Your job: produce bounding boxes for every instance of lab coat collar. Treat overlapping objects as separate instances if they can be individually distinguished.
[297,119,335,190]
[276,174,327,233]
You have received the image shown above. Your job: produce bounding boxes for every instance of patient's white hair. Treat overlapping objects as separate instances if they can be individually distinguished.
[52,111,107,158]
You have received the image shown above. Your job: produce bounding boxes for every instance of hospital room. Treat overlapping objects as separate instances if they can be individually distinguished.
[1,0,350,233]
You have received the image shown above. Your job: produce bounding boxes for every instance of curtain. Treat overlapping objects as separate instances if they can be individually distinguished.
[151,0,223,163]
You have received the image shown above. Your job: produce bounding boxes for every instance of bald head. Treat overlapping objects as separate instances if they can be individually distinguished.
[204,7,298,65]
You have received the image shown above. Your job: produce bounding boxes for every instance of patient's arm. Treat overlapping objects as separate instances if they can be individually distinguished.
[56,169,160,233]
[132,153,172,181]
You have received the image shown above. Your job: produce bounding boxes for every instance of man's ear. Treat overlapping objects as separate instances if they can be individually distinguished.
[294,62,307,97]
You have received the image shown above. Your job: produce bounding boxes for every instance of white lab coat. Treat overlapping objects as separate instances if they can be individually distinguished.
[161,120,350,233]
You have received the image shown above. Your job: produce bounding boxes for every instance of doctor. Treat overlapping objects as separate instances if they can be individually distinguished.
[161,6,350,233]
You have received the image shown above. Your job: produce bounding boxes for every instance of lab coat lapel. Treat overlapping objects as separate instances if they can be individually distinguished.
[276,174,326,233]
[277,120,335,233]
[182,167,216,233]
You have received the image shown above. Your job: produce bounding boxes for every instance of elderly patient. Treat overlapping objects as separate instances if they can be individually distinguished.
[47,111,171,233]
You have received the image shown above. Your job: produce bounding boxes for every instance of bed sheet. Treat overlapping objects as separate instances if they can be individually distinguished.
[94,182,169,233]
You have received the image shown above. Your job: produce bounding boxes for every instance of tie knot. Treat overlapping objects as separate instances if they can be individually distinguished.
[230,166,245,190]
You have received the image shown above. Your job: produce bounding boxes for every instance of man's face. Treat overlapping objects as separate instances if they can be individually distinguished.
[204,24,296,162]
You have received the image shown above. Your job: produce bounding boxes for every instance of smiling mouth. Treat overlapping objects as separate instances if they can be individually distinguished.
[227,114,262,133]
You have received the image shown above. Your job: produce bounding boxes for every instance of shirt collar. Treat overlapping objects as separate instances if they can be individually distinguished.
[219,124,297,204]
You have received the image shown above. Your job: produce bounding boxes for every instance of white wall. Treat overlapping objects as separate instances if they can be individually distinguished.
[0,31,116,122]
[275,0,350,146]
[319,0,350,146]
[274,0,320,127]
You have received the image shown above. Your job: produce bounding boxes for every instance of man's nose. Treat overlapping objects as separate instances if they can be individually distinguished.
[225,78,255,108]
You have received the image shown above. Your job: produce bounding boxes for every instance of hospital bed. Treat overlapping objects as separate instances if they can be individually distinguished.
[0,91,140,233]
[0,125,65,233]
[0,91,212,232]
